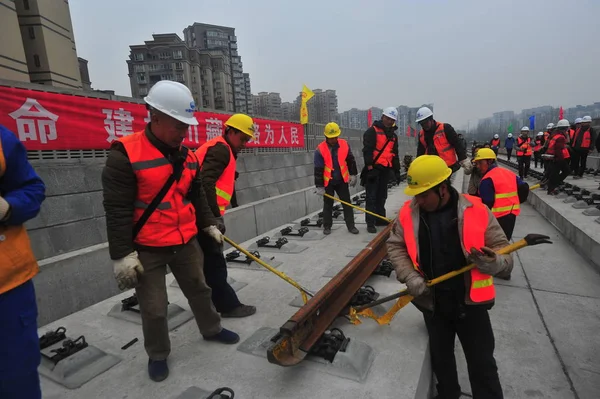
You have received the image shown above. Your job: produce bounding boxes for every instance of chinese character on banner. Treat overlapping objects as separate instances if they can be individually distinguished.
[187,125,199,144]
[290,127,300,145]
[8,98,59,144]
[103,108,134,143]
[264,124,275,145]
[278,126,289,144]
[144,110,151,124]
[249,123,261,145]
[205,118,223,141]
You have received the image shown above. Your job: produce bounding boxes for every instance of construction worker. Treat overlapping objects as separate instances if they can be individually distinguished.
[515,127,532,179]
[465,144,484,196]
[195,113,257,318]
[387,155,512,399]
[504,133,515,161]
[545,119,571,195]
[102,80,239,382]
[533,132,544,168]
[473,148,526,241]
[540,122,555,183]
[490,134,501,155]
[314,122,359,235]
[416,106,470,183]
[362,107,401,234]
[570,116,596,179]
[0,125,46,399]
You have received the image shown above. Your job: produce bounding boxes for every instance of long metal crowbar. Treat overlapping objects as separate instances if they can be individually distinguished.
[322,193,392,223]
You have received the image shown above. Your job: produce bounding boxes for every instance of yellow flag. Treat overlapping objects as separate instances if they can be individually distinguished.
[300,84,314,124]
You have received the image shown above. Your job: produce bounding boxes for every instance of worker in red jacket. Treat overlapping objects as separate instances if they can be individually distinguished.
[545,119,571,195]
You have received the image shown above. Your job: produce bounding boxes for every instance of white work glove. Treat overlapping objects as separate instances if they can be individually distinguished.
[460,159,473,173]
[349,175,357,187]
[215,216,226,234]
[0,196,10,221]
[315,187,325,196]
[405,273,430,297]
[468,246,504,276]
[203,225,223,244]
[113,251,144,291]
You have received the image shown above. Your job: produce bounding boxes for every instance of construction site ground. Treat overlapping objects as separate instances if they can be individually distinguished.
[38,170,600,399]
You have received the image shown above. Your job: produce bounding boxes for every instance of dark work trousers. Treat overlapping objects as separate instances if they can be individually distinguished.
[496,214,516,240]
[570,149,589,177]
[505,148,513,161]
[365,168,390,227]
[323,181,355,229]
[533,151,542,168]
[547,160,571,193]
[198,239,242,314]
[517,155,531,178]
[424,301,503,399]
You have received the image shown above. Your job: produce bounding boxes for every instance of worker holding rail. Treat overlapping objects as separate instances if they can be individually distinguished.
[387,154,513,399]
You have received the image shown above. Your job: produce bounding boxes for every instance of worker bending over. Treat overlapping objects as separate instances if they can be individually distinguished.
[195,113,257,318]
[314,122,359,235]
[387,155,512,399]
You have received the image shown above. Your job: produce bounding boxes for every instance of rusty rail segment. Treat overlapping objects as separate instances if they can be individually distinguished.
[267,224,393,366]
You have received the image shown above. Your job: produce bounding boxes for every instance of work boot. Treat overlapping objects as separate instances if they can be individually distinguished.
[348,227,359,234]
[148,359,169,382]
[323,228,331,235]
[221,304,256,318]
[203,328,240,344]
[367,225,377,234]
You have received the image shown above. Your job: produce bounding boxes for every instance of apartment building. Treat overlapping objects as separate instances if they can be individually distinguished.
[252,92,282,119]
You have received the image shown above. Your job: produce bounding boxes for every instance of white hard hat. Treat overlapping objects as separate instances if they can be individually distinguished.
[556,119,570,128]
[382,107,398,121]
[494,134,499,139]
[575,117,582,124]
[582,116,592,123]
[415,106,433,123]
[520,126,530,132]
[546,123,555,130]
[507,133,513,138]
[537,131,544,136]
[144,80,199,126]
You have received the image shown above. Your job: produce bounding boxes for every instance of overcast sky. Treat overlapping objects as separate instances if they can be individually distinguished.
[70,0,600,128]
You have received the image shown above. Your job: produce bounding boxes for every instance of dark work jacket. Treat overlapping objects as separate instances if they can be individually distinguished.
[416,120,467,171]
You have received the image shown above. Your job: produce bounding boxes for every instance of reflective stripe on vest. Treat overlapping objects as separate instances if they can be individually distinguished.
[195,136,236,215]
[481,167,521,218]
[398,195,495,303]
[318,139,350,187]
[516,137,533,156]
[573,127,592,149]
[418,122,458,167]
[0,136,39,295]
[372,126,395,167]
[547,134,570,159]
[119,130,198,246]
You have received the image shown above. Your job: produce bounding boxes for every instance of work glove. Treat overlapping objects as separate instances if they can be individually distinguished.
[215,216,226,234]
[405,273,430,297]
[469,246,504,276]
[349,175,357,187]
[113,251,144,291]
[460,159,473,173]
[203,225,223,244]
[0,196,10,221]
[315,186,325,196]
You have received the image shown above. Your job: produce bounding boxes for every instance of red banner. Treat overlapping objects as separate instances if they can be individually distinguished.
[0,86,304,150]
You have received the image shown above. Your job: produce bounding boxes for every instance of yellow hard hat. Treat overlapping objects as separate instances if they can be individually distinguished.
[324,122,341,138]
[404,155,452,196]
[473,148,497,162]
[225,113,255,138]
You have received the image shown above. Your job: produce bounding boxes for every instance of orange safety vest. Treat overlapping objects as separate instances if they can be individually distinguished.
[120,130,198,246]
[398,194,495,304]
[533,137,543,152]
[419,122,458,167]
[0,137,39,295]
[372,126,395,167]
[516,137,533,156]
[569,128,575,142]
[573,127,592,149]
[196,136,236,216]
[546,134,570,160]
[480,167,520,218]
[491,138,500,147]
[317,139,350,187]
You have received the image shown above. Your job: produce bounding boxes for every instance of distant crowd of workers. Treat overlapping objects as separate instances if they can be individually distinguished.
[1,76,577,398]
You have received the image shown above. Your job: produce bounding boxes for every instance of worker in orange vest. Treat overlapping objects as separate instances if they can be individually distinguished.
[387,155,512,399]
[515,127,533,179]
[314,122,359,235]
[0,125,46,399]
[545,119,571,195]
[570,116,596,179]
[533,132,544,168]
[195,113,257,318]
[361,107,401,234]
[415,106,470,182]
[490,134,501,155]
[102,81,239,382]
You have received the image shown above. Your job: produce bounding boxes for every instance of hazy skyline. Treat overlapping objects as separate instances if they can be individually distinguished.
[70,0,600,128]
